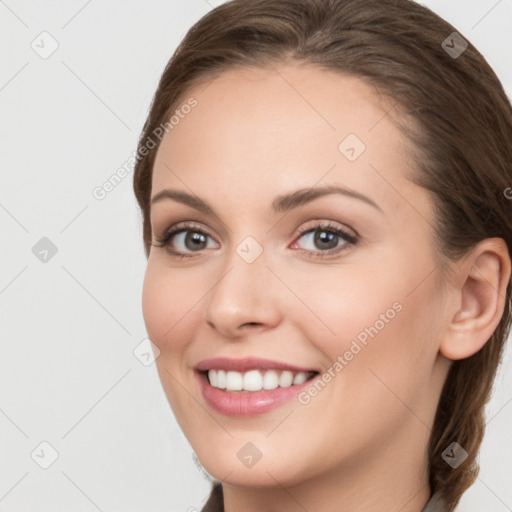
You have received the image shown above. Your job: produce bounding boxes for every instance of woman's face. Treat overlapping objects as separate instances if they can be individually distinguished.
[143,63,453,488]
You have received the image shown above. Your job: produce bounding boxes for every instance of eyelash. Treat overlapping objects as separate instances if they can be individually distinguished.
[152,221,358,260]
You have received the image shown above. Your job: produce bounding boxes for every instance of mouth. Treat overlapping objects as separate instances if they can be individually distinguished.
[195,356,320,381]
[198,368,320,393]
[194,356,322,415]
[195,367,322,417]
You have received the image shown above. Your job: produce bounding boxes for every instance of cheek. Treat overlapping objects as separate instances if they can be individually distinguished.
[282,264,440,454]
[141,265,166,347]
[141,262,198,353]
[142,262,204,433]
[287,265,404,359]
[290,255,440,389]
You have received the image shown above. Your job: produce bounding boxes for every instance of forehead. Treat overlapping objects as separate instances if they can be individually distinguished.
[151,63,420,215]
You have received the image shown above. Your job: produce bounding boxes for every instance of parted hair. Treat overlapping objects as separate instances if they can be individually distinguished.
[133,0,512,508]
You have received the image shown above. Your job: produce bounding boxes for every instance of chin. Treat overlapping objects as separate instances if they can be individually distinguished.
[195,443,315,489]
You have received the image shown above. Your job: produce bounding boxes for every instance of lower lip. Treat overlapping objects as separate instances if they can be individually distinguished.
[196,371,317,417]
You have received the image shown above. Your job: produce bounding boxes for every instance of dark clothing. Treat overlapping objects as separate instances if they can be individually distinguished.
[200,481,449,511]
[201,481,223,512]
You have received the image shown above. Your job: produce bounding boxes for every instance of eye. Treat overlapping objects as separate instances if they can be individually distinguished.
[152,220,358,259]
[291,221,357,258]
[152,221,217,258]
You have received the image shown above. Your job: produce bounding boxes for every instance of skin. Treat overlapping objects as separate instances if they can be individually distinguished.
[142,62,511,512]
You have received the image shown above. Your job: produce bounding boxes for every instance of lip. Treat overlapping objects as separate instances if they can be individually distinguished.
[195,370,319,417]
[195,356,318,373]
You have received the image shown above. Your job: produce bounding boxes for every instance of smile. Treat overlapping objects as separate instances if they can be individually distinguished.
[194,356,321,416]
[205,368,318,392]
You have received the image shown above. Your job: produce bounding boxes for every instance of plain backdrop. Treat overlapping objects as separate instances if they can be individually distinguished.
[1,1,511,511]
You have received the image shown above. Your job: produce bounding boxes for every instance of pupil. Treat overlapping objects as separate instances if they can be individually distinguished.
[187,232,206,250]
[315,230,337,250]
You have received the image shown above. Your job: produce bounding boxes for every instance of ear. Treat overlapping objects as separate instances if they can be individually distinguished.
[440,238,511,361]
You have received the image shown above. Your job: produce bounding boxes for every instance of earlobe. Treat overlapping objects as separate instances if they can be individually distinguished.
[440,238,511,361]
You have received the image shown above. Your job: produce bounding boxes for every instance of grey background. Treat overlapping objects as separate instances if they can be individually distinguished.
[1,1,511,510]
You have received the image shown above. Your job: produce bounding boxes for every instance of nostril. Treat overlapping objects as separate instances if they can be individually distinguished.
[242,322,262,329]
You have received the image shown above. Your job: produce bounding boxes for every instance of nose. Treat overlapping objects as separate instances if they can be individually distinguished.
[204,249,281,339]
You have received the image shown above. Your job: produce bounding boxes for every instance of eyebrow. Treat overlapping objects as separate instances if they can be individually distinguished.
[150,185,382,215]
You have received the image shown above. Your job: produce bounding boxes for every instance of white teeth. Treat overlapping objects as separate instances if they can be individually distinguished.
[292,372,308,385]
[209,369,218,387]
[217,369,226,389]
[207,369,315,392]
[262,370,279,390]
[279,370,294,388]
[226,371,243,390]
[243,370,262,391]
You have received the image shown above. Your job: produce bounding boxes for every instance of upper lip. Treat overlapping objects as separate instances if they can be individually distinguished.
[195,357,319,373]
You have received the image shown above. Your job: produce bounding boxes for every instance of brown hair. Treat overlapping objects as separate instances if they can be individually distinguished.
[133,0,512,508]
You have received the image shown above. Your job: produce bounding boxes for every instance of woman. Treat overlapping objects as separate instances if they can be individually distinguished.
[132,0,512,510]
